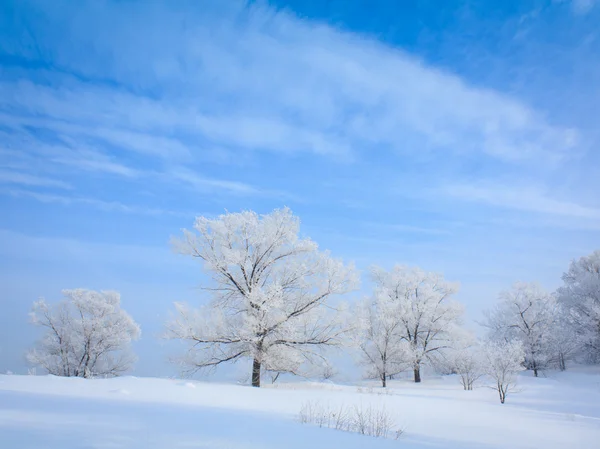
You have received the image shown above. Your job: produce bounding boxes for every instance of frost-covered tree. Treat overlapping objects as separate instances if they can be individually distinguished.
[353,293,408,387]
[445,334,484,391]
[557,250,600,362]
[483,282,556,377]
[165,208,358,387]
[547,305,580,371]
[370,265,463,383]
[453,348,483,391]
[481,340,525,404]
[27,289,140,378]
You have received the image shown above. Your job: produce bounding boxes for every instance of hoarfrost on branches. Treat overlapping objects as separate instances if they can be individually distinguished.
[445,334,484,391]
[483,282,557,376]
[165,208,358,387]
[481,340,525,404]
[353,291,409,387]
[27,289,141,378]
[557,250,600,362]
[362,265,464,383]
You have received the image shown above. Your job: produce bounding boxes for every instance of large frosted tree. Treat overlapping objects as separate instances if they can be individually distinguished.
[369,265,463,383]
[557,250,600,362]
[27,289,141,378]
[165,208,358,387]
[483,282,556,377]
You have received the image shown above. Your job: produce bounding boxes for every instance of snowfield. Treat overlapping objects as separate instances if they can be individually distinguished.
[1,370,600,449]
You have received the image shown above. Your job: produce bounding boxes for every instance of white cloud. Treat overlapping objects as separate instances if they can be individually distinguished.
[0,169,71,190]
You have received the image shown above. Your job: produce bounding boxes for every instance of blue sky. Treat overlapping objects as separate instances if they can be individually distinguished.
[0,0,599,378]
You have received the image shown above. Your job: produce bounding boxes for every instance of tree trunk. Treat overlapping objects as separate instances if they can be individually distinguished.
[251,358,261,388]
[533,367,538,377]
[382,372,387,388]
[559,353,566,371]
[413,366,421,383]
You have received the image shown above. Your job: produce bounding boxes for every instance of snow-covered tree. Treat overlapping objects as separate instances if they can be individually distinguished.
[547,305,581,371]
[27,289,140,378]
[352,293,408,387]
[370,265,463,383]
[481,340,525,404]
[165,208,358,387]
[483,282,556,377]
[445,335,484,391]
[557,250,600,362]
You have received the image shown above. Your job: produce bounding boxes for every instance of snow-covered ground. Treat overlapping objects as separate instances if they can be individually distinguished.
[1,369,600,449]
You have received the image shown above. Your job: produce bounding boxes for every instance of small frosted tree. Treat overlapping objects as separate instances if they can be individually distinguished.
[557,250,600,362]
[27,289,141,378]
[482,340,525,404]
[370,265,463,383]
[483,282,556,377]
[165,208,358,387]
[446,335,484,391]
[353,293,408,387]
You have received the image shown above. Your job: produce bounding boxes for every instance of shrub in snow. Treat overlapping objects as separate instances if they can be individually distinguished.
[320,363,338,381]
[27,289,140,378]
[165,208,358,387]
[482,340,525,404]
[298,400,402,439]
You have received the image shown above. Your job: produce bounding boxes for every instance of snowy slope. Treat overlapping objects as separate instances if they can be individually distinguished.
[1,371,599,449]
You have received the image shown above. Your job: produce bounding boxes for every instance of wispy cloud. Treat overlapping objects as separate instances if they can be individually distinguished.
[0,169,71,190]
[47,141,141,178]
[360,221,453,236]
[4,189,188,217]
[0,1,579,167]
[52,156,140,178]
[443,183,600,220]
[0,123,141,177]
[471,215,600,232]
[167,167,259,196]
[0,112,192,161]
[571,0,596,15]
